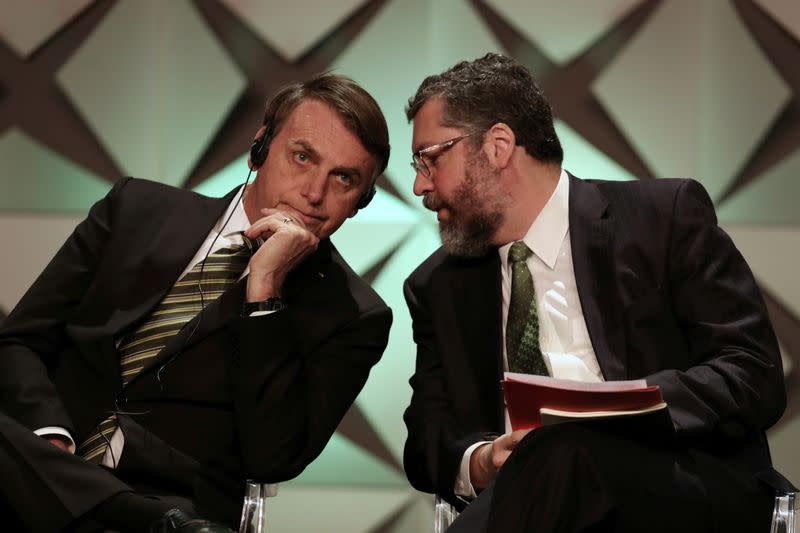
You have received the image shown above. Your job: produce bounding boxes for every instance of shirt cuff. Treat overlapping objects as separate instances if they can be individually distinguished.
[34,426,76,454]
[248,310,277,317]
[454,441,491,498]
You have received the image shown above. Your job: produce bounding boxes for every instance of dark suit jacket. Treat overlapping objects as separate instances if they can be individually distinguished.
[0,177,392,524]
[402,175,785,508]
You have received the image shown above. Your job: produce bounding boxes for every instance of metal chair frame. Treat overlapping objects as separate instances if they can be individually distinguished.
[433,491,797,533]
[239,481,279,533]
[234,482,795,532]
[772,492,797,533]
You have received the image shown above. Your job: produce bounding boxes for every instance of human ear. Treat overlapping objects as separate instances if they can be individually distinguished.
[485,123,515,169]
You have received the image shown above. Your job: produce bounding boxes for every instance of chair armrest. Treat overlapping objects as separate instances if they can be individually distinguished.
[771,492,796,533]
[239,481,279,533]
[434,494,459,533]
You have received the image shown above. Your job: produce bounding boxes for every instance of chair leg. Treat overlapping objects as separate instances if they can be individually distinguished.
[771,493,796,533]
[239,481,279,533]
[434,495,458,533]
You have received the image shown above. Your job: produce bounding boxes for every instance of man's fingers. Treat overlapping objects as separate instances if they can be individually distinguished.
[490,428,535,470]
[492,450,508,471]
[244,219,278,240]
[509,428,533,446]
[45,435,71,452]
[494,428,528,450]
[259,208,309,230]
[246,213,310,240]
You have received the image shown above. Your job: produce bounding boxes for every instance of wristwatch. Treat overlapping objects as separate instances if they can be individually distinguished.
[242,297,287,316]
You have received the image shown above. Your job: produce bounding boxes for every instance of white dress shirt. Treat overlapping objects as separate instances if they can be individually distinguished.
[454,169,604,498]
[37,187,259,467]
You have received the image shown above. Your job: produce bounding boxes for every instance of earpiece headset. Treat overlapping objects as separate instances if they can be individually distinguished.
[249,121,275,168]
[249,121,377,210]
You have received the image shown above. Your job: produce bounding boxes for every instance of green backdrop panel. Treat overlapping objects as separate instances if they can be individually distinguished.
[0,129,110,213]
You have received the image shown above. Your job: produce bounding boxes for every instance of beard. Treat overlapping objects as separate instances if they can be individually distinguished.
[424,151,509,258]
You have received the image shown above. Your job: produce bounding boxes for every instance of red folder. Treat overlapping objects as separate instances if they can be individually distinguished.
[503,373,667,431]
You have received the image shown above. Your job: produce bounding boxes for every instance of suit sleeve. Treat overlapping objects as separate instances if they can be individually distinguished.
[226,299,392,481]
[0,179,126,432]
[402,276,498,508]
[645,179,785,441]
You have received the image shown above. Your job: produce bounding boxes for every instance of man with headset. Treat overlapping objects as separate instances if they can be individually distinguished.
[402,54,791,532]
[0,73,392,532]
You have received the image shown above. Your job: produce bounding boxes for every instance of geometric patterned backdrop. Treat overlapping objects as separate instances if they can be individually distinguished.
[1,1,798,530]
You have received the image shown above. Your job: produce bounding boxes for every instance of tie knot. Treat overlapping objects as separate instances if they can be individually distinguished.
[239,233,260,255]
[509,241,531,264]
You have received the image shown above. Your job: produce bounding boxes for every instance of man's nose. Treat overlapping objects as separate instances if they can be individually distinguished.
[413,171,433,197]
[301,172,327,204]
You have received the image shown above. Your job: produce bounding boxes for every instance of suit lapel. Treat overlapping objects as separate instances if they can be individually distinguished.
[107,187,241,339]
[568,175,628,380]
[107,186,241,386]
[67,185,241,380]
[446,253,505,430]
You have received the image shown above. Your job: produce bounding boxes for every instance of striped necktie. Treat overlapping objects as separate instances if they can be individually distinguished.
[506,241,548,376]
[77,235,257,464]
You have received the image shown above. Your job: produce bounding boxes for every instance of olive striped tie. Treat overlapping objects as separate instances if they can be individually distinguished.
[78,236,257,464]
[506,241,548,375]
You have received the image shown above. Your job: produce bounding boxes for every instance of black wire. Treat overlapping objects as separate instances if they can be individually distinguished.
[88,406,152,468]
[87,168,255,467]
[155,168,254,387]
[100,416,117,468]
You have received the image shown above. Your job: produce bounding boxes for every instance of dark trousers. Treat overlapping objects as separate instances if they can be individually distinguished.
[0,412,190,533]
[448,422,774,533]
[0,411,130,531]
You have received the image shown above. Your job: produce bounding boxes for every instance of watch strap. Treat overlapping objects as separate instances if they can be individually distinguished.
[242,297,287,316]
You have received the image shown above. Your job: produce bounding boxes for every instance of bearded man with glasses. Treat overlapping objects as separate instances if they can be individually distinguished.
[402,53,794,533]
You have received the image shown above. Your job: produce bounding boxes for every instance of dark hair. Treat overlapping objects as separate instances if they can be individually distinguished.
[263,73,390,179]
[406,53,563,164]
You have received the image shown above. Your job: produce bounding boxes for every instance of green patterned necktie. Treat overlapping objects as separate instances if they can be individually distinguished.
[506,241,548,375]
[77,235,258,464]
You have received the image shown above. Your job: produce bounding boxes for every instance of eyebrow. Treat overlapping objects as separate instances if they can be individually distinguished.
[413,141,446,157]
[411,141,429,154]
[291,138,364,182]
[413,122,450,152]
[412,137,446,154]
[332,165,364,182]
[290,138,321,161]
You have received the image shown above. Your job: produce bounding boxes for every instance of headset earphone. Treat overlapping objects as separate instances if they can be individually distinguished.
[249,121,377,210]
[249,121,274,168]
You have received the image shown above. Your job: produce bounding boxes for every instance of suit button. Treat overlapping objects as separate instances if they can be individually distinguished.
[116,393,127,410]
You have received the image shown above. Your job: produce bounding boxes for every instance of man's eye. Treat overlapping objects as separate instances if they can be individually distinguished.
[294,152,309,163]
[335,173,352,185]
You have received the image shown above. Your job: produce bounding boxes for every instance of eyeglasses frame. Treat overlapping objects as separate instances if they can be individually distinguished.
[410,131,482,177]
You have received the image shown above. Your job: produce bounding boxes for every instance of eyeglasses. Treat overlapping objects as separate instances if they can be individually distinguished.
[410,132,481,177]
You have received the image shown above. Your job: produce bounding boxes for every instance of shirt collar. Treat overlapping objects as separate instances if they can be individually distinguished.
[213,185,251,240]
[499,168,569,270]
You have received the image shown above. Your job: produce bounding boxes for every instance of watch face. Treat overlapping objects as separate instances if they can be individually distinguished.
[263,297,286,311]
[243,298,286,315]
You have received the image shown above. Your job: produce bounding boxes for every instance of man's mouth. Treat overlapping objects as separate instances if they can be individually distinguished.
[423,193,443,212]
[423,193,450,222]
